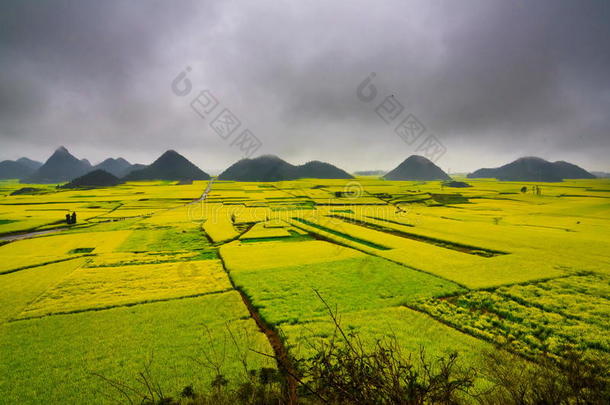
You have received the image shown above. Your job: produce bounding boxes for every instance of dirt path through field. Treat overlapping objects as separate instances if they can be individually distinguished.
[0,227,66,242]
[236,287,299,404]
[216,253,299,404]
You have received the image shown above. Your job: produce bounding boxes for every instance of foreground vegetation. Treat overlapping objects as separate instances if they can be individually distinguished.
[100,308,610,405]
[0,177,609,403]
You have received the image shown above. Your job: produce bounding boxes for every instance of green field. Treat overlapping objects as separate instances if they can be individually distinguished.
[1,177,609,403]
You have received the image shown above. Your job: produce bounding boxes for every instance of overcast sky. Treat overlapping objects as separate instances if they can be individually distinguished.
[1,0,609,174]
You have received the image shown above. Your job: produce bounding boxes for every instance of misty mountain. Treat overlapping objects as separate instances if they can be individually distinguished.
[16,158,43,171]
[298,161,353,179]
[383,155,451,181]
[0,161,32,180]
[0,157,43,180]
[218,155,354,181]
[552,161,596,179]
[591,171,610,178]
[122,150,210,181]
[21,146,92,183]
[467,157,595,182]
[218,155,294,181]
[93,157,139,178]
[129,163,147,172]
[60,169,121,188]
[0,160,30,180]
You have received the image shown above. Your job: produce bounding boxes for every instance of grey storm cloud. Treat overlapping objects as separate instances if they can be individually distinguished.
[0,0,609,173]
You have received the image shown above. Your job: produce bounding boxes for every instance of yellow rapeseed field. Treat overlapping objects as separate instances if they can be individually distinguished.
[220,240,365,272]
[17,260,231,319]
[0,230,131,274]
[1,176,609,403]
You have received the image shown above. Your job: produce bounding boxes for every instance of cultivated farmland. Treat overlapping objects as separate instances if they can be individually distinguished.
[0,177,609,403]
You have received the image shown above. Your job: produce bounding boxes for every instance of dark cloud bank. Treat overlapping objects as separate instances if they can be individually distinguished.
[1,0,609,173]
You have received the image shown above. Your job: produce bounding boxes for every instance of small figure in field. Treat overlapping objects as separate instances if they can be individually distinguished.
[70,212,77,224]
[65,213,71,224]
[520,186,527,193]
[532,185,542,196]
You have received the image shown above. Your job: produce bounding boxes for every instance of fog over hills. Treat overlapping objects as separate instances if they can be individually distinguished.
[22,146,92,183]
[18,146,144,184]
[0,159,39,180]
[10,147,206,183]
[16,158,42,171]
[93,158,135,178]
[468,157,595,182]
[122,150,210,182]
[591,171,610,178]
[1,1,609,173]
[218,155,353,181]
[384,155,451,181]
[3,145,603,185]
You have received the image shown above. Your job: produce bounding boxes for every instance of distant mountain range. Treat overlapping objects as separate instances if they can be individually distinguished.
[591,171,610,178]
[0,157,43,180]
[468,157,596,182]
[93,157,144,178]
[2,147,605,185]
[218,155,353,181]
[21,147,93,183]
[123,150,210,181]
[7,147,206,185]
[16,157,43,171]
[18,146,149,184]
[383,155,451,181]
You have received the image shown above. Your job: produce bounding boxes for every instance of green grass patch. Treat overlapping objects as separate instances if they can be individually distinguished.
[118,227,218,260]
[282,306,493,368]
[231,255,463,326]
[0,258,87,323]
[413,275,610,360]
[0,292,274,404]
[0,219,18,225]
